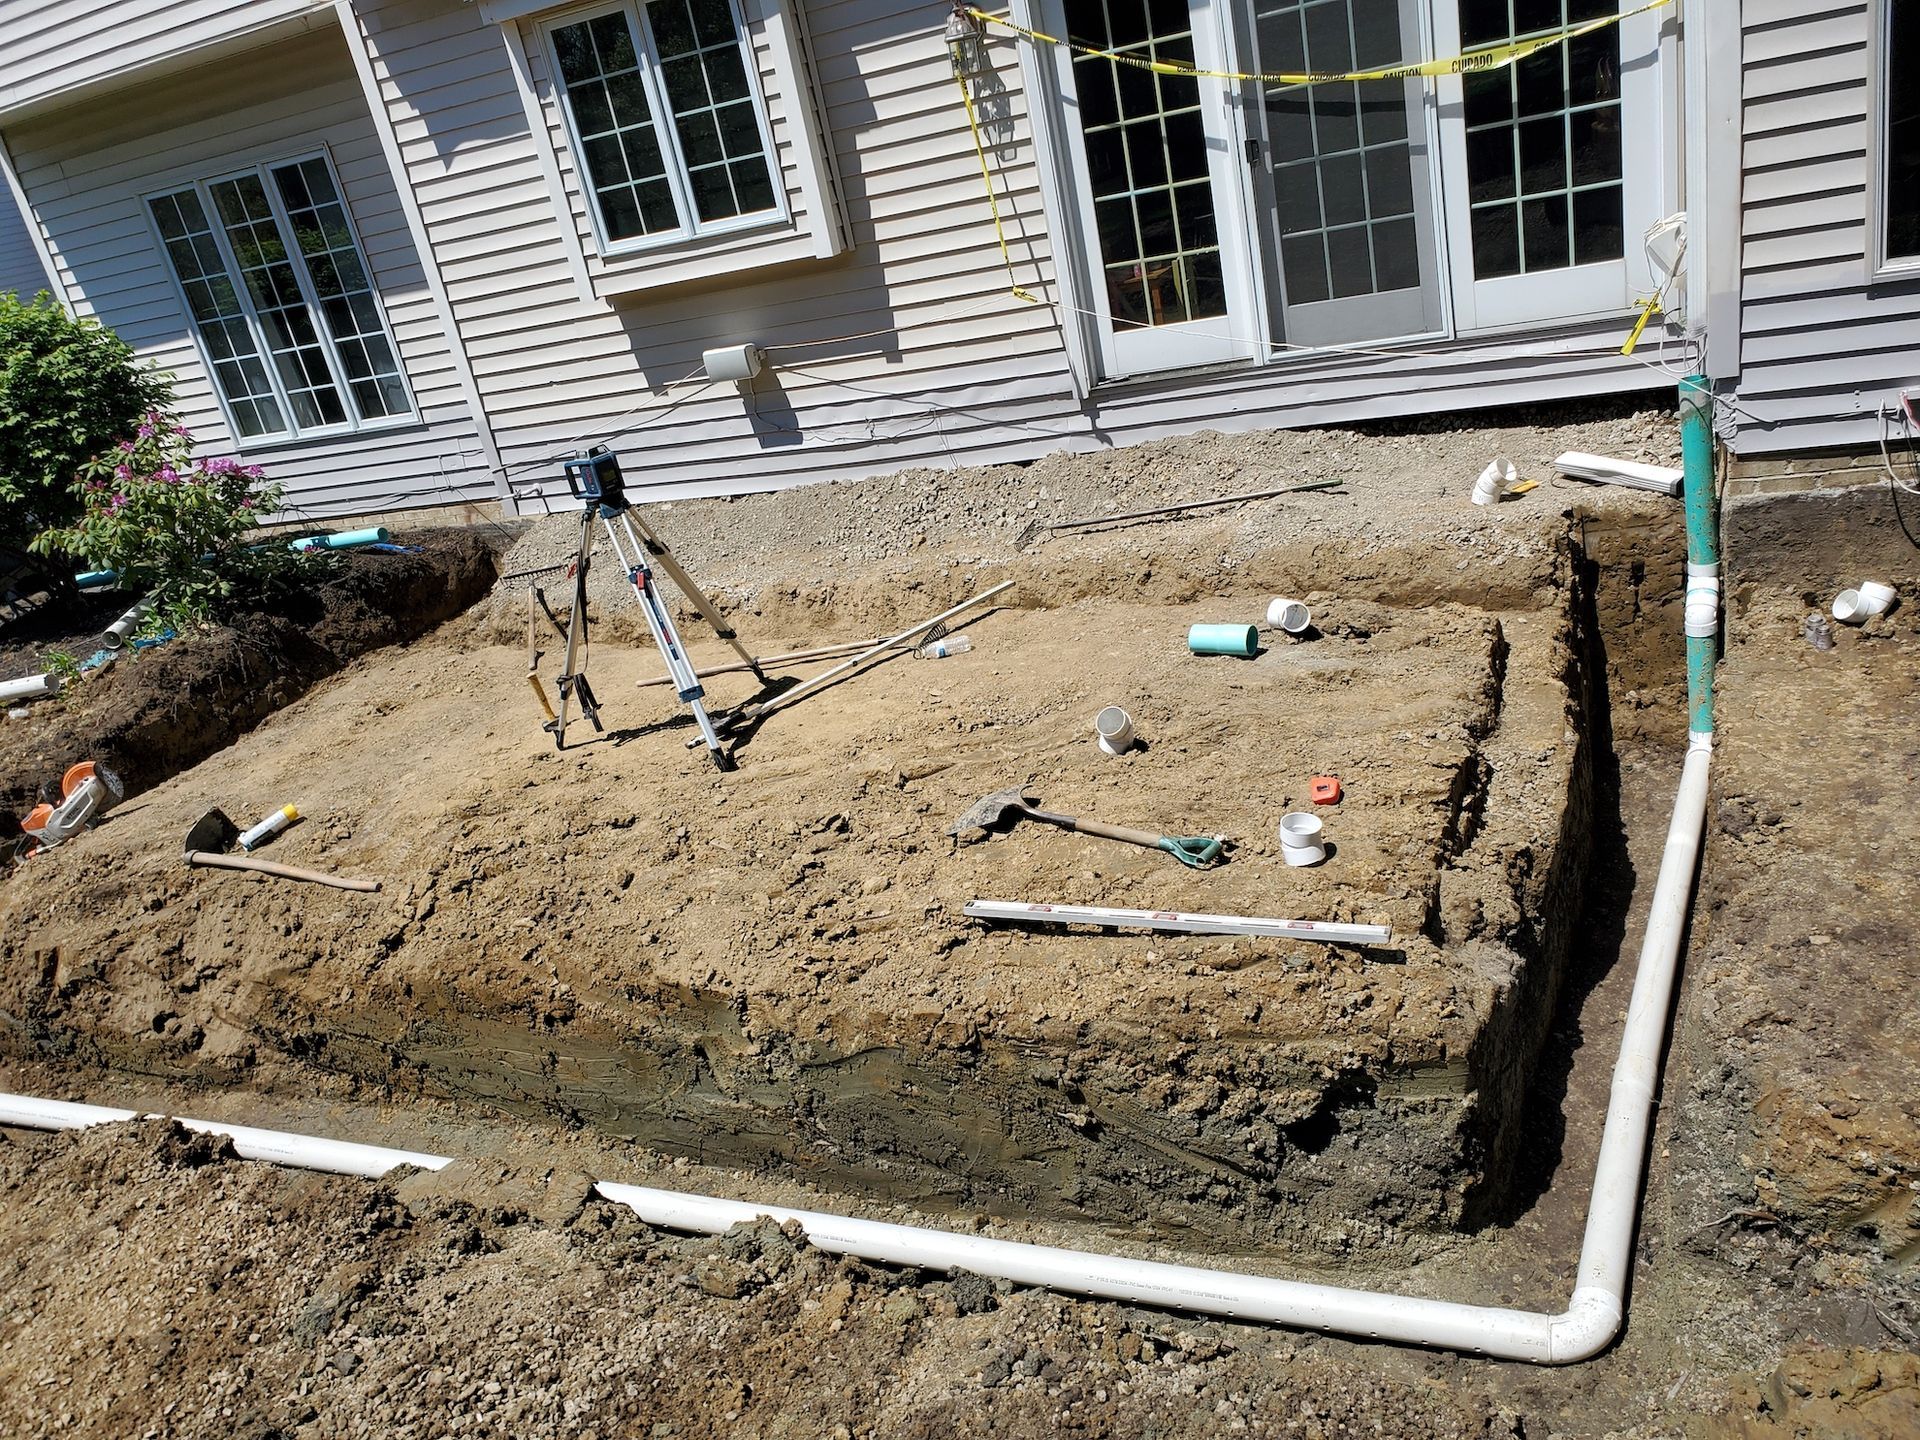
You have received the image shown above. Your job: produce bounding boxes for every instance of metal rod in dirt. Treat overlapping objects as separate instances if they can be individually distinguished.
[732,581,1014,723]
[1046,479,1343,533]
[963,899,1391,947]
[636,635,908,689]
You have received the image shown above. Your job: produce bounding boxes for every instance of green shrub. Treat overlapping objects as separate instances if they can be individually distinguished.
[32,415,330,632]
[0,291,174,548]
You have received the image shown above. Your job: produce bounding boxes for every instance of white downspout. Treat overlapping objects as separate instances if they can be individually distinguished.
[0,735,1710,1365]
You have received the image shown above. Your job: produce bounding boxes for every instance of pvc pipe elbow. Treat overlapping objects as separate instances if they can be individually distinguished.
[1547,1286,1623,1364]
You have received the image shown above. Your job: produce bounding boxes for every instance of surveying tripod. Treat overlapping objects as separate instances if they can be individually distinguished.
[543,449,761,768]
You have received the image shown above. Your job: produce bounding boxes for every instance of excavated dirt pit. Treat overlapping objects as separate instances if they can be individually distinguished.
[0,512,1620,1266]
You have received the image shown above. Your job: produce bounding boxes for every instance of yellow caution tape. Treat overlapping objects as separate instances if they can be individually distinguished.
[965,0,1673,86]
[952,56,1040,303]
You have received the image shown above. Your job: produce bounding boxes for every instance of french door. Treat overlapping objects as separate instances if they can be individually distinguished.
[1241,0,1444,347]
[1433,0,1667,329]
[1038,0,1669,379]
[1041,0,1263,377]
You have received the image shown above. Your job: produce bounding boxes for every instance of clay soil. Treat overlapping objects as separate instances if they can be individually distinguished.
[1,405,1916,1438]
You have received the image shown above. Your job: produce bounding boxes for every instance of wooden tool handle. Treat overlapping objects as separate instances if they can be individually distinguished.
[186,851,382,892]
[1045,814,1166,849]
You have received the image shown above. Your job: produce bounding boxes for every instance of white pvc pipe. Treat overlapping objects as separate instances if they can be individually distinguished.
[0,1094,451,1179]
[0,711,1714,1366]
[0,672,58,703]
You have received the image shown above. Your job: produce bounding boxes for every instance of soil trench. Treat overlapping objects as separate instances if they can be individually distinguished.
[0,509,1655,1265]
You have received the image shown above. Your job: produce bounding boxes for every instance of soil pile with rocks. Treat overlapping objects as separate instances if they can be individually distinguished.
[1,530,501,833]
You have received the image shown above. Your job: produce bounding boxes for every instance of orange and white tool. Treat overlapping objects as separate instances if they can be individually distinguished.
[19,761,124,851]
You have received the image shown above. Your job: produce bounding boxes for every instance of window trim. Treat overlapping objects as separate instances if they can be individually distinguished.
[1870,0,1920,278]
[537,0,790,260]
[142,147,418,447]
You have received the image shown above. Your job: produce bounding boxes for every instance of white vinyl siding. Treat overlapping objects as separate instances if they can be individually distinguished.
[349,0,1668,512]
[0,0,333,117]
[1731,0,1920,454]
[2,20,489,518]
[0,185,52,298]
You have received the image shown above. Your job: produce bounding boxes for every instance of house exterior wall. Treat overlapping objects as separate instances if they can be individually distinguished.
[1729,0,1920,456]
[351,0,1675,514]
[0,20,491,519]
[0,0,333,116]
[0,184,50,297]
[18,2,1906,515]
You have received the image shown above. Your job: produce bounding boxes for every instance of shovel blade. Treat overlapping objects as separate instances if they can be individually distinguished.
[184,807,240,855]
[947,784,1040,837]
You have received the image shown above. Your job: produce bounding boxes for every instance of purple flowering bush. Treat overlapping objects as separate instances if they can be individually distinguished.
[32,412,328,630]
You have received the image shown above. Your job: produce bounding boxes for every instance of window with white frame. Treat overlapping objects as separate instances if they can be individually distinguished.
[147,155,412,442]
[546,0,782,251]
[1882,0,1919,267]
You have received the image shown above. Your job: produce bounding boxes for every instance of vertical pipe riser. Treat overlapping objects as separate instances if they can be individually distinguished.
[1679,374,1719,738]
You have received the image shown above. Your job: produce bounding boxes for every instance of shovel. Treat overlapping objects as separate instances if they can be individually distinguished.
[184,807,382,892]
[948,785,1225,868]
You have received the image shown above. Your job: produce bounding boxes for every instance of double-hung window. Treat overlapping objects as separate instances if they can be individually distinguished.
[1879,0,1920,271]
[147,155,413,443]
[545,0,783,252]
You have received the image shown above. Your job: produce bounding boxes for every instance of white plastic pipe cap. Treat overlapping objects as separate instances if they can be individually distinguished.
[1279,812,1326,867]
[1094,705,1136,756]
[1266,597,1311,634]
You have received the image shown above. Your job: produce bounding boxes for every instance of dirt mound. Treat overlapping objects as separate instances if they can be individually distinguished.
[0,530,499,832]
[0,1121,1523,1439]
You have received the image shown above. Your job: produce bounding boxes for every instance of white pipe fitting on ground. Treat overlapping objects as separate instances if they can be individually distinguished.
[1265,597,1311,633]
[1472,458,1516,506]
[1094,705,1136,756]
[1684,562,1720,639]
[1278,812,1326,866]
[1832,580,1896,624]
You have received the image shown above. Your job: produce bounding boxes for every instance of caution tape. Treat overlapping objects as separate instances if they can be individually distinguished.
[951,57,1039,303]
[965,0,1672,86]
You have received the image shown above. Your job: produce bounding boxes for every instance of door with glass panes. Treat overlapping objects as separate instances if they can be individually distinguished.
[1240,0,1443,348]
[1043,0,1666,378]
[1041,0,1261,376]
[1433,0,1666,329]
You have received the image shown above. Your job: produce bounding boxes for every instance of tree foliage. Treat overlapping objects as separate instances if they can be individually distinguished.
[0,291,174,547]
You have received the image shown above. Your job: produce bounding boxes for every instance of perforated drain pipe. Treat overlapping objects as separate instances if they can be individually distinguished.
[0,385,1721,1364]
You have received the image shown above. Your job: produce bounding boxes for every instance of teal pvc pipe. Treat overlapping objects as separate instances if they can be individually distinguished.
[1679,374,1719,738]
[290,526,390,553]
[73,569,118,589]
[1188,623,1259,657]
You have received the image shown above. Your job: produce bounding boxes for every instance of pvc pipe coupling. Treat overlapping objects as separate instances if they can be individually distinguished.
[1279,812,1326,867]
[1683,563,1720,639]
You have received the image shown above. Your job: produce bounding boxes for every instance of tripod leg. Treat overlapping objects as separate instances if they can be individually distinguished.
[605,517,732,768]
[549,511,602,748]
[624,513,761,674]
